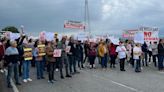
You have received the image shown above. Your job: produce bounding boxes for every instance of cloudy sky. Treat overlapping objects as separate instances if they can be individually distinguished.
[0,0,164,37]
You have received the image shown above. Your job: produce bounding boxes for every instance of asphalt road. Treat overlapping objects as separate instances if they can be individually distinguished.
[16,60,164,92]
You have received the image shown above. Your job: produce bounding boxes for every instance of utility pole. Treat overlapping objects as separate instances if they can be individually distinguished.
[84,0,91,36]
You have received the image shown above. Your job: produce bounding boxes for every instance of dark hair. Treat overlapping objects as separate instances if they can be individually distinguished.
[34,40,39,48]
[56,38,59,43]
[28,39,32,43]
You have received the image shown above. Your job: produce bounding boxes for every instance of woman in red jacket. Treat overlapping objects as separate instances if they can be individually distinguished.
[88,42,97,69]
[108,43,117,68]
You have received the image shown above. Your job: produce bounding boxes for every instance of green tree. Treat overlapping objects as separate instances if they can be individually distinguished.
[2,26,19,33]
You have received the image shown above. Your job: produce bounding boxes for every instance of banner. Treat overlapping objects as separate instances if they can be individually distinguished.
[134,32,144,44]
[144,31,159,42]
[53,49,62,57]
[64,20,85,30]
[23,48,33,60]
[37,45,46,56]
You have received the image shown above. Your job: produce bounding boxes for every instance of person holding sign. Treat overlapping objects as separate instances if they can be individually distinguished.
[56,37,72,79]
[22,38,33,83]
[33,40,45,79]
[45,41,56,83]
[133,43,142,72]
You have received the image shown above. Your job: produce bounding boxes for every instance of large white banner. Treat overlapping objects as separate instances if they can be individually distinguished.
[64,20,85,30]
[144,31,159,42]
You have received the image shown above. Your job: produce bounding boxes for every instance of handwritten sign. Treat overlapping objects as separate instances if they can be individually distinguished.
[37,45,46,56]
[65,46,71,53]
[23,48,32,60]
[53,49,62,57]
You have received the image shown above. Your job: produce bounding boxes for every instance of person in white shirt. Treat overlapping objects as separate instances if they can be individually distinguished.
[152,42,158,67]
[133,43,142,72]
[116,41,127,71]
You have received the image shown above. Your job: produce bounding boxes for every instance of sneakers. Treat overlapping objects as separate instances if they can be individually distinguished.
[23,79,27,83]
[23,78,32,83]
[27,78,32,82]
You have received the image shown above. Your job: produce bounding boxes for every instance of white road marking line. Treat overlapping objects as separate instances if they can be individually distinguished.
[4,69,19,92]
[82,70,143,92]
[111,80,140,92]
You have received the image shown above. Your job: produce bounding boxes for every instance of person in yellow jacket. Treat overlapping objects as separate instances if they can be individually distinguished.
[98,41,108,69]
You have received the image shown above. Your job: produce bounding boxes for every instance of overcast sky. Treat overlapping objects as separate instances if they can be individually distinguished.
[0,0,164,37]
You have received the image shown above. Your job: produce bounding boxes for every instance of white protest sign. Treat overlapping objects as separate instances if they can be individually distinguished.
[89,38,96,43]
[45,32,54,41]
[65,46,71,53]
[144,31,159,42]
[110,37,119,45]
[77,32,88,41]
[10,33,20,41]
[134,32,144,44]
[53,49,62,57]
[39,31,46,41]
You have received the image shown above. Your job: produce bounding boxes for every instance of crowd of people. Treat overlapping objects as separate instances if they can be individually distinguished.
[0,34,164,88]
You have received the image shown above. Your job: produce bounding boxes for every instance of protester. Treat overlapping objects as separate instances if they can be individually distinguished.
[108,43,117,68]
[68,37,79,74]
[158,39,164,71]
[22,37,33,83]
[116,41,127,71]
[75,41,83,69]
[83,41,89,66]
[133,43,142,72]
[33,40,45,79]
[148,42,152,63]
[16,35,26,77]
[141,42,148,66]
[98,41,108,70]
[46,41,56,83]
[88,42,97,69]
[5,40,21,88]
[57,37,72,79]
[0,39,6,73]
[152,42,158,67]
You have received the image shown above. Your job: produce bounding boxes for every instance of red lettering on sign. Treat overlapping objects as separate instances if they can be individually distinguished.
[144,32,152,37]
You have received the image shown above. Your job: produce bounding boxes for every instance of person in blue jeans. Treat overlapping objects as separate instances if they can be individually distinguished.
[22,39,33,83]
[22,60,32,82]
[33,40,45,79]
[5,41,21,88]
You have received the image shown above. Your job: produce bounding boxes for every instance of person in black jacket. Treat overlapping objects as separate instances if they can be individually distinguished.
[5,41,21,88]
[68,37,79,74]
[16,35,26,76]
[158,39,164,71]
[75,41,83,69]
[141,42,148,66]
